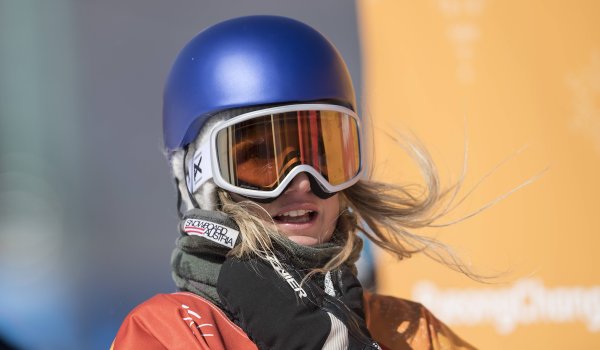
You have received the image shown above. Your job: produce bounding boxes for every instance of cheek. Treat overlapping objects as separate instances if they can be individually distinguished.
[229,192,271,212]
[322,195,341,230]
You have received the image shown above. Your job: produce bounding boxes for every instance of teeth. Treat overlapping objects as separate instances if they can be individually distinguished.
[279,210,312,217]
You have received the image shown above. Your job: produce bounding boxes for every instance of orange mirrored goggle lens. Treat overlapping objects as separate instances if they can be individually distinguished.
[214,110,361,192]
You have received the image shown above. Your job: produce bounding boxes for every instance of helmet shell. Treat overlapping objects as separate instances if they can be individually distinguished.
[163,15,356,151]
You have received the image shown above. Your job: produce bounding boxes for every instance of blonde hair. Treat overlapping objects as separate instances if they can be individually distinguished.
[211,135,488,281]
[169,110,492,281]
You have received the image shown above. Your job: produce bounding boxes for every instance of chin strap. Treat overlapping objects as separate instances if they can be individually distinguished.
[174,176,185,219]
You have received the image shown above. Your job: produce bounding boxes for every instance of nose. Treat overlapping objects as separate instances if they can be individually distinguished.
[284,172,311,194]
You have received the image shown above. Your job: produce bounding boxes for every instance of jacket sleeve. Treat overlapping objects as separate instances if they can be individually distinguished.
[111,293,258,350]
[111,310,170,350]
[363,293,477,350]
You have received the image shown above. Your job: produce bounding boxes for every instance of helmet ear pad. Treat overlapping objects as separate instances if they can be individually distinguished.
[170,147,220,212]
[170,115,226,212]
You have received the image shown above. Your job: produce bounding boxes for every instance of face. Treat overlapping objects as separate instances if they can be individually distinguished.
[231,173,340,246]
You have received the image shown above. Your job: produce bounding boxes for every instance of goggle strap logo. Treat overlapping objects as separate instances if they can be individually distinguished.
[186,142,213,194]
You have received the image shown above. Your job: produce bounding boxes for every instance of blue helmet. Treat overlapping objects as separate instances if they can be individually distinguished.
[163,15,356,151]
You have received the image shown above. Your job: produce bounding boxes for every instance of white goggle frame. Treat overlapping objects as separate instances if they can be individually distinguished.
[186,103,364,199]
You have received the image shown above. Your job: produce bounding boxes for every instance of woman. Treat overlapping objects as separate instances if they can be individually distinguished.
[113,15,476,349]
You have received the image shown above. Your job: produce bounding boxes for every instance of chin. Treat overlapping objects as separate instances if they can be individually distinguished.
[286,235,322,246]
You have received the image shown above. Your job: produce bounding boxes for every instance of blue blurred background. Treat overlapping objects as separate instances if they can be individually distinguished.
[0,1,365,349]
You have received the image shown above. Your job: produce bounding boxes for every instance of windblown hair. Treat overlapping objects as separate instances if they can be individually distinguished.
[213,136,485,281]
[169,109,490,281]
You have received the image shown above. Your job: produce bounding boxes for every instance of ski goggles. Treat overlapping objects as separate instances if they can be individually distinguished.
[187,104,364,199]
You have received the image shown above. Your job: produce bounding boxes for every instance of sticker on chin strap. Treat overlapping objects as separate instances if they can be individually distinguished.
[186,142,212,194]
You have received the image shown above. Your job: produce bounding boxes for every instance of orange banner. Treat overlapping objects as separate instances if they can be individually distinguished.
[358,0,600,348]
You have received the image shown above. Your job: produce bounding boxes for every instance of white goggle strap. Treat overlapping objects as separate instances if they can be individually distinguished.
[185,140,213,194]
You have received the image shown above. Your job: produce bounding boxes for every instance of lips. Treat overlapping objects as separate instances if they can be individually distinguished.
[273,209,317,224]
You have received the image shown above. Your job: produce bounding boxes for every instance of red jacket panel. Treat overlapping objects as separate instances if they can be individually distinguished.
[112,292,475,349]
[111,292,257,350]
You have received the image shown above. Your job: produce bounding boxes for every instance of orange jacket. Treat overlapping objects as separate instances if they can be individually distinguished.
[112,292,475,350]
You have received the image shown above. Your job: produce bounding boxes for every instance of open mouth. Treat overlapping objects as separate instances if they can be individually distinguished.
[273,209,317,224]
